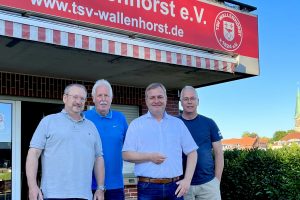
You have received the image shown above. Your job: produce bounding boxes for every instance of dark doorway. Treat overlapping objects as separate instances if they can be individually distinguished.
[21,101,63,200]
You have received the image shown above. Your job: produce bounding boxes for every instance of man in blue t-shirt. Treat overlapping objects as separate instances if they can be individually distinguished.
[179,86,224,200]
[85,79,128,200]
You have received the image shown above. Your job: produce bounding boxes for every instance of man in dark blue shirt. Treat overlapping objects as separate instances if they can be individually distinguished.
[179,86,224,200]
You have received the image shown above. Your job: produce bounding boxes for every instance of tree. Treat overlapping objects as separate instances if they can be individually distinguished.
[272,131,288,141]
[242,131,258,138]
[261,136,270,141]
[287,129,295,134]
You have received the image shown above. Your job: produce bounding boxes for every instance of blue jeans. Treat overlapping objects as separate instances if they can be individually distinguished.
[92,188,124,200]
[44,199,86,200]
[138,181,184,200]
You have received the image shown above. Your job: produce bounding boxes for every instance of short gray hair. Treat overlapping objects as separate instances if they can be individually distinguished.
[92,79,113,98]
[145,83,167,99]
[64,83,87,96]
[180,86,198,100]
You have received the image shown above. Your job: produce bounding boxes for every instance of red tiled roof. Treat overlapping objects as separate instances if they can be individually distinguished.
[222,137,257,146]
[222,138,240,145]
[280,133,300,141]
[239,137,257,146]
[259,138,269,143]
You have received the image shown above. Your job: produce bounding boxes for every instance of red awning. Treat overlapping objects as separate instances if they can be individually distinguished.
[0,12,237,74]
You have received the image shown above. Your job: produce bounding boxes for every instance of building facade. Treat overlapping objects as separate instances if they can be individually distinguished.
[0,0,259,199]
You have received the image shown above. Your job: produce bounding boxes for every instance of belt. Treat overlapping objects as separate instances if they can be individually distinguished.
[138,176,180,184]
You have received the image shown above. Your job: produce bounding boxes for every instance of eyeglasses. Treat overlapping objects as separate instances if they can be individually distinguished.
[182,97,197,102]
[65,94,86,102]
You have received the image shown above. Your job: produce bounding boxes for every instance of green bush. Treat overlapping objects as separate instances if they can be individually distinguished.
[221,144,300,200]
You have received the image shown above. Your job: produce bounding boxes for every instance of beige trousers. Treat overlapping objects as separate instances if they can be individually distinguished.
[184,177,221,200]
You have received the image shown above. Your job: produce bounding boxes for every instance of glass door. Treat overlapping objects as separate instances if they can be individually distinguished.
[0,100,21,200]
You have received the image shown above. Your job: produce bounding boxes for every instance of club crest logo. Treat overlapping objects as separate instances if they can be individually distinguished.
[214,11,243,51]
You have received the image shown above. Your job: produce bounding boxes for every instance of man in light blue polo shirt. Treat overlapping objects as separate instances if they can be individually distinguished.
[85,79,128,200]
[123,82,198,200]
[25,84,105,200]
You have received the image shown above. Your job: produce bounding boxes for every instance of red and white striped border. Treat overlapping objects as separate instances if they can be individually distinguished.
[0,19,236,73]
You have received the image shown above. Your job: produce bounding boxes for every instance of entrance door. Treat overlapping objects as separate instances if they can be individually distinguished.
[21,101,63,200]
[0,100,21,200]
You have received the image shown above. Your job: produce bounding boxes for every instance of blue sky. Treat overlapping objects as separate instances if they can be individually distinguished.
[195,0,300,139]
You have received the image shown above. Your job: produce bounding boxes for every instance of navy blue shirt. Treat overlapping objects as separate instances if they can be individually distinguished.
[179,115,222,185]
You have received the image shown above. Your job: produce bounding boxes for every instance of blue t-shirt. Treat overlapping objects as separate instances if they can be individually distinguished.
[85,108,128,190]
[179,114,222,185]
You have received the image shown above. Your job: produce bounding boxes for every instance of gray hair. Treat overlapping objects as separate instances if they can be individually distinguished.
[64,83,87,96]
[180,86,198,100]
[92,79,113,98]
[145,83,167,99]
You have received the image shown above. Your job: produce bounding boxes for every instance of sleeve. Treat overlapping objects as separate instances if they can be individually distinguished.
[121,113,128,143]
[29,117,49,149]
[91,123,103,157]
[209,119,223,142]
[122,120,138,152]
[179,120,198,155]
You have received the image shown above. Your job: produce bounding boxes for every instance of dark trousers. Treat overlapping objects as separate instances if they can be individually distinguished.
[44,199,86,200]
[92,188,125,200]
[138,181,184,200]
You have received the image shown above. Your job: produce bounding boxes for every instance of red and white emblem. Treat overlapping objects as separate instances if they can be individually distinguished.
[214,11,243,51]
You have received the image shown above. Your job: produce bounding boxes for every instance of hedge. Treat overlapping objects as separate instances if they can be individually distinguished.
[221,144,300,200]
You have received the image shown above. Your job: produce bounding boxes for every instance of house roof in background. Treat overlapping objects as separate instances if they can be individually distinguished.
[281,133,300,141]
[222,137,257,146]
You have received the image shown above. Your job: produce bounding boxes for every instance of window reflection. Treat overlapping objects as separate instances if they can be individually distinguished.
[0,103,12,200]
[0,143,11,200]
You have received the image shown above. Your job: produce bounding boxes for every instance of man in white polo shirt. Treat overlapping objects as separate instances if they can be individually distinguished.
[123,82,198,200]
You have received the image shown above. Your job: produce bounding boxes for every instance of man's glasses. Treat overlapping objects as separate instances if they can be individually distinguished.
[65,94,86,102]
[182,97,197,102]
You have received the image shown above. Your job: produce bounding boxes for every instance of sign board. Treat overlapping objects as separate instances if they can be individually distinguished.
[0,0,258,58]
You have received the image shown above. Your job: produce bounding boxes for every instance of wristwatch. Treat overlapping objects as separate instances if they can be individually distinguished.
[96,185,106,192]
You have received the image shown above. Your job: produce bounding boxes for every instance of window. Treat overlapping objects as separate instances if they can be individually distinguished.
[0,102,12,200]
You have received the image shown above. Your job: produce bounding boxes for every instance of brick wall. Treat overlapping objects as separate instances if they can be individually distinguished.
[0,71,179,115]
[124,185,138,200]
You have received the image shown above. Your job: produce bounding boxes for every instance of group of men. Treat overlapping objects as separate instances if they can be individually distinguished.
[25,80,224,200]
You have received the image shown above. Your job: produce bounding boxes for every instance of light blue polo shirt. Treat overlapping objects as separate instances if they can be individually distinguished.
[30,110,103,200]
[122,111,198,178]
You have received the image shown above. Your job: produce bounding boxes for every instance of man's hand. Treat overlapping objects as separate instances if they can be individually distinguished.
[175,178,191,197]
[28,185,43,200]
[149,153,166,164]
[93,190,104,200]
